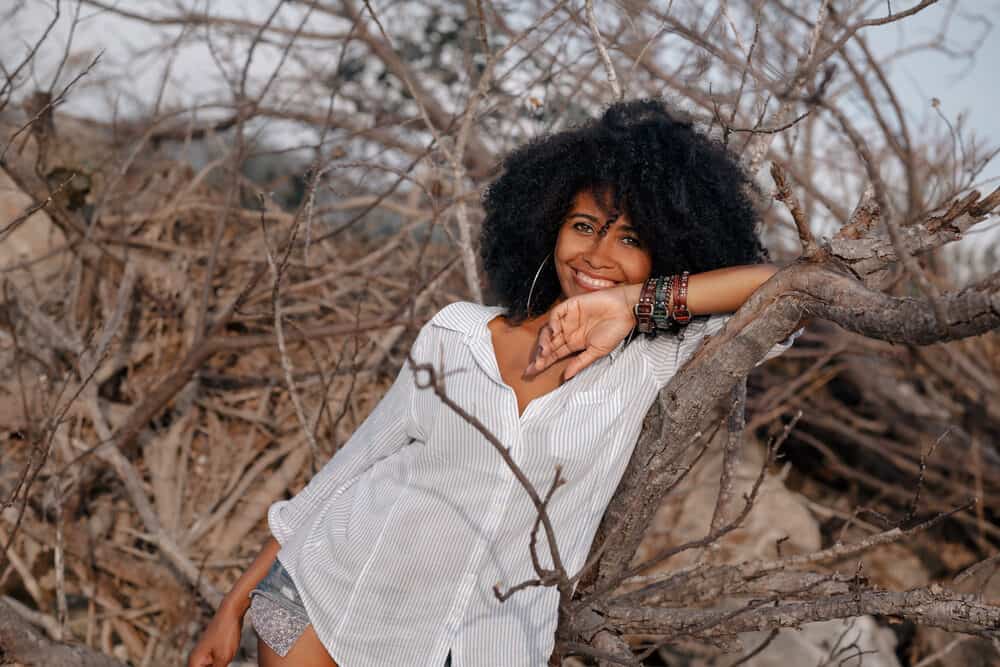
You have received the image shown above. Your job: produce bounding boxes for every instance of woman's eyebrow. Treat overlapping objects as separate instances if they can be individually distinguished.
[568,212,599,222]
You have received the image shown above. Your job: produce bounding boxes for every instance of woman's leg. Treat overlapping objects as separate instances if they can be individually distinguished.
[258,625,338,667]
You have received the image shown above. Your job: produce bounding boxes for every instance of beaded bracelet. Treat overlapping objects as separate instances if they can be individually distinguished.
[634,273,692,337]
[652,275,673,330]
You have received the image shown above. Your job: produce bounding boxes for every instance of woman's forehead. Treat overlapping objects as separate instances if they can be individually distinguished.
[568,188,634,231]
[571,187,617,212]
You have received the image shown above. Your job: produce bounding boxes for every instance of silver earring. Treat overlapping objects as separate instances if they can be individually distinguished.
[525,252,551,317]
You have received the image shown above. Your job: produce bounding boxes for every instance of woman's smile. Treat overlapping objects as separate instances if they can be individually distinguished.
[571,267,620,291]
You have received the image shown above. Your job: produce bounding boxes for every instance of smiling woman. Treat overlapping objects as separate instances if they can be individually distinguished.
[483,187,657,416]
[479,99,770,327]
[188,99,802,667]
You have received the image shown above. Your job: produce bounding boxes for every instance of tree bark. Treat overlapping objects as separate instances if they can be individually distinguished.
[604,588,1000,639]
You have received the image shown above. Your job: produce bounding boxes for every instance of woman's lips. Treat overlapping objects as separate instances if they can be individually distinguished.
[573,268,618,291]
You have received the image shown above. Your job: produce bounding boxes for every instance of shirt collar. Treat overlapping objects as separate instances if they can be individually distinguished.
[429,302,506,338]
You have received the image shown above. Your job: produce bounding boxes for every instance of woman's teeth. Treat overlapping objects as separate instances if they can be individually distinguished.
[575,270,615,289]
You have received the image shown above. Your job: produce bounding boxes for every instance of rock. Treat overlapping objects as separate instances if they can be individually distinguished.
[628,432,900,666]
[728,617,899,667]
[911,627,998,667]
[632,433,821,570]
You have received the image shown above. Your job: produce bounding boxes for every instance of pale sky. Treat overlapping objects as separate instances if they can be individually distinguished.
[7,1,997,182]
[5,0,999,267]
[868,0,1000,187]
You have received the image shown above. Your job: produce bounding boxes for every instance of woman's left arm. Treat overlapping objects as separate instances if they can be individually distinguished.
[530,263,785,379]
[620,263,779,316]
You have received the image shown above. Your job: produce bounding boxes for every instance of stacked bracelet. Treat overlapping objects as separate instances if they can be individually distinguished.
[632,272,692,336]
[634,277,656,335]
[672,271,691,324]
[652,275,672,330]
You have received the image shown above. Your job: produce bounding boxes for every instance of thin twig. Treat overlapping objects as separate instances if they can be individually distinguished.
[585,0,622,100]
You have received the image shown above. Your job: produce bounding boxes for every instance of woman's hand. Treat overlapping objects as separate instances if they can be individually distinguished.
[527,284,638,380]
[187,598,245,667]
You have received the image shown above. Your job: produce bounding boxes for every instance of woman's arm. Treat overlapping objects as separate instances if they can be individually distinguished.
[187,537,280,666]
[619,264,779,315]
[530,264,784,379]
[220,536,281,617]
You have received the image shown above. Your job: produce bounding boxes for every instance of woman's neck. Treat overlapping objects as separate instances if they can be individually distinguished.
[503,310,556,336]
[506,295,567,335]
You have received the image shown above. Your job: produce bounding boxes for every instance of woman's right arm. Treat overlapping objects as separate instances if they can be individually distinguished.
[187,317,437,665]
[186,537,281,667]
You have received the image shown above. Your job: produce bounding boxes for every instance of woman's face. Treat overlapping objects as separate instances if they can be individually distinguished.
[553,189,653,299]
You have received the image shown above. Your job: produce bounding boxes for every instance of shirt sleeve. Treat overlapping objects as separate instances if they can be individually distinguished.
[267,323,432,544]
[642,314,805,389]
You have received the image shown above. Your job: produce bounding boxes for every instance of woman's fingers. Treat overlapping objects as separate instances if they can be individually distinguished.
[549,341,575,361]
[543,326,577,358]
[545,330,568,354]
[526,297,604,375]
[526,327,553,375]
[525,336,547,375]
[528,290,635,377]
[549,301,576,343]
[562,300,582,333]
[549,305,565,340]
[528,342,571,374]
[526,324,576,375]
[541,322,566,349]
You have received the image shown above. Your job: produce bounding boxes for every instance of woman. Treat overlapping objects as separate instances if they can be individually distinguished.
[187,99,801,667]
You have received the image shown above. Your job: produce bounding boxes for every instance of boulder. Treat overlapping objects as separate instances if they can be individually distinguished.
[630,432,900,667]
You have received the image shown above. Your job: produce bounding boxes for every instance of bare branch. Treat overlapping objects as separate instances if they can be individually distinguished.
[585,0,622,101]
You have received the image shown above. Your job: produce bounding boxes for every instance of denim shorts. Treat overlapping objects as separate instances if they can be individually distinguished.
[249,558,453,664]
[248,558,311,657]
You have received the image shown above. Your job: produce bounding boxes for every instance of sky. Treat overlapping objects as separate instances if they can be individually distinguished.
[867,0,1000,187]
[5,0,999,268]
[6,1,998,176]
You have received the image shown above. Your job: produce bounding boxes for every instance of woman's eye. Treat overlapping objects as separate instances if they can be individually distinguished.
[572,221,593,233]
[622,236,641,247]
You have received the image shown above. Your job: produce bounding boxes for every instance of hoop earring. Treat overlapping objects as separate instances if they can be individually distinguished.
[525,252,551,317]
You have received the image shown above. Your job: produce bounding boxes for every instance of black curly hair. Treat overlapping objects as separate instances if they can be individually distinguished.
[479,98,769,325]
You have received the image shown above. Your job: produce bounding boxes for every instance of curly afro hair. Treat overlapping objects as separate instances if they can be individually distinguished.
[479,98,769,324]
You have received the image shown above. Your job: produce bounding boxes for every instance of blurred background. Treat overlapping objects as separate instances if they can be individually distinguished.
[1,1,998,665]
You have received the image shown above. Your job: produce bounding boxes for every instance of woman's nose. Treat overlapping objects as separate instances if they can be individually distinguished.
[582,233,616,268]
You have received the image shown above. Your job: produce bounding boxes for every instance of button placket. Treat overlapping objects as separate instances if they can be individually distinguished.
[447,458,521,642]
[447,398,519,608]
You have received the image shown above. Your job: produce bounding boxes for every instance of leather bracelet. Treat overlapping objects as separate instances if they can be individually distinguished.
[668,274,676,319]
[634,277,657,335]
[672,270,692,325]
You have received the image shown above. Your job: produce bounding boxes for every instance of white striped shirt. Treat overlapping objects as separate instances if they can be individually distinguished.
[268,301,802,666]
